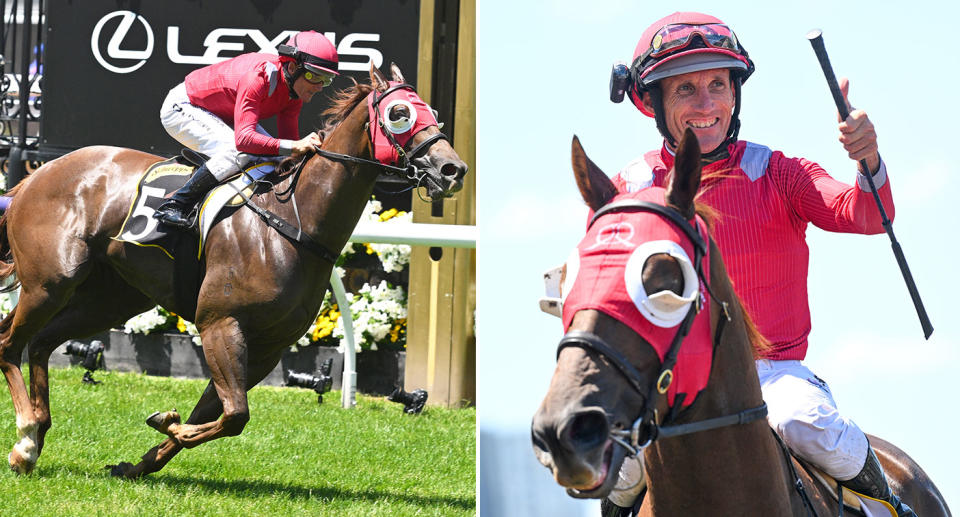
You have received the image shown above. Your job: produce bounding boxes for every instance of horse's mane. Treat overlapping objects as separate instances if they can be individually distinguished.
[278,78,376,175]
[321,78,374,132]
[694,202,771,358]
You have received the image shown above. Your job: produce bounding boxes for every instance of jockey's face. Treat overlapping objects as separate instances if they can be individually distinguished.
[644,69,736,154]
[287,63,326,103]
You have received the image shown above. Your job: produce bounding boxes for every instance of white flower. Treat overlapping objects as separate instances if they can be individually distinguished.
[0,292,15,318]
[123,307,170,335]
[371,242,411,273]
[331,281,407,352]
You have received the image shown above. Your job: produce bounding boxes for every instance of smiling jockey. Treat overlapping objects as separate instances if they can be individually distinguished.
[154,30,339,228]
[601,12,914,517]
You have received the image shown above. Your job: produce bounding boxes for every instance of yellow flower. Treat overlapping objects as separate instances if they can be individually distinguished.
[379,208,398,221]
[176,317,187,333]
[389,318,407,343]
[364,243,375,255]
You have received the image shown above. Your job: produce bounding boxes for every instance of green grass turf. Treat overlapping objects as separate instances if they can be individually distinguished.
[0,367,476,516]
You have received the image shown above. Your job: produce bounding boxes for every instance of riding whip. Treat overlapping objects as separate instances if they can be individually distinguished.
[806,29,933,340]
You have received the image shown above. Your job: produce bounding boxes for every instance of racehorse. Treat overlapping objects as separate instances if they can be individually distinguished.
[530,129,949,516]
[0,63,467,477]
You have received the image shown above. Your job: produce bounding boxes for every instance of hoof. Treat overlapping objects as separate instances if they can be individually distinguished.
[145,409,180,434]
[106,462,137,478]
[8,449,34,475]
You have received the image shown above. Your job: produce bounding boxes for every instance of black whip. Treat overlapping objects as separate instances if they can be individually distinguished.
[807,29,932,339]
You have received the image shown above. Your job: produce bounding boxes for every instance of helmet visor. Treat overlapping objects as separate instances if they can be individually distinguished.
[642,23,740,63]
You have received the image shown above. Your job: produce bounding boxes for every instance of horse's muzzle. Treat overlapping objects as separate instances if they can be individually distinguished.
[531,406,626,497]
[415,153,467,200]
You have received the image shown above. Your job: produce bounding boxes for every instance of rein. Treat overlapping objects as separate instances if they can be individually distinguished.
[557,199,766,457]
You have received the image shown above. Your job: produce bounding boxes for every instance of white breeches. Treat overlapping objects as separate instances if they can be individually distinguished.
[757,359,869,481]
[159,82,269,181]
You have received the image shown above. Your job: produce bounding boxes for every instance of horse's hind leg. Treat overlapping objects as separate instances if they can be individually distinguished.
[0,281,84,473]
[0,307,35,473]
[110,343,283,478]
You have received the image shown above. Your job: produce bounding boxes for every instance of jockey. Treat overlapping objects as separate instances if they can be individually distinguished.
[154,30,339,228]
[602,12,915,517]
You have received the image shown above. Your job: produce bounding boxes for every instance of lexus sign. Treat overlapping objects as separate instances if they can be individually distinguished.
[42,0,419,155]
[89,10,385,74]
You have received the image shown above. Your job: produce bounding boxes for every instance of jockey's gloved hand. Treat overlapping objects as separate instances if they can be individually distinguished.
[291,133,322,156]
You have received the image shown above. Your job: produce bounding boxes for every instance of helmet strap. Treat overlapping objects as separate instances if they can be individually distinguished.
[727,74,743,142]
[649,85,677,148]
[283,62,302,100]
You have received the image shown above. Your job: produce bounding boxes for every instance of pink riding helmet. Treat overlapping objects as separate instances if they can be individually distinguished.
[628,12,753,118]
[278,30,339,77]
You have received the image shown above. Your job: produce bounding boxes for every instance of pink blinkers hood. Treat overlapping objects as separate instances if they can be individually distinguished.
[561,186,714,407]
[367,81,439,164]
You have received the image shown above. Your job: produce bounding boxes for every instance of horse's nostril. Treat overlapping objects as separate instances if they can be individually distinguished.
[565,410,609,451]
[440,162,464,180]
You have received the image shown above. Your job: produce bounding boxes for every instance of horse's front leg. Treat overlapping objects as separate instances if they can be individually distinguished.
[110,339,282,478]
[158,318,251,446]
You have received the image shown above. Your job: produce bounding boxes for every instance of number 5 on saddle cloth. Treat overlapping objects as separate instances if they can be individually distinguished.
[113,154,278,260]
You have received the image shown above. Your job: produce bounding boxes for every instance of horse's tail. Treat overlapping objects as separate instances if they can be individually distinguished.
[0,183,23,290]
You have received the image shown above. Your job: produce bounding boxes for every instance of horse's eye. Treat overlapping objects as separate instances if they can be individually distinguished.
[383,100,417,134]
[389,104,411,123]
[624,240,699,328]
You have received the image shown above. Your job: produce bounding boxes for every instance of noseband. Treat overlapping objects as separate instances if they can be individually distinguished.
[557,200,767,457]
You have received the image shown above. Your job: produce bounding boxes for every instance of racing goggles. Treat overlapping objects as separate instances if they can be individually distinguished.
[642,23,740,62]
[302,66,335,87]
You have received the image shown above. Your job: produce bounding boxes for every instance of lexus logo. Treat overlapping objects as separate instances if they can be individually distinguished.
[90,11,154,74]
[89,10,385,74]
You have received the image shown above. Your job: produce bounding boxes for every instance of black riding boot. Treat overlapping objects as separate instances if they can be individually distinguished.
[840,447,917,517]
[152,164,219,228]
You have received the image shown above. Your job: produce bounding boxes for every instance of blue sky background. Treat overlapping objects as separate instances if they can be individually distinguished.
[476,1,959,513]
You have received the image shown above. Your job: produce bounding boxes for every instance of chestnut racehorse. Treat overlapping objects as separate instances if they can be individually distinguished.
[0,64,467,477]
[531,130,949,516]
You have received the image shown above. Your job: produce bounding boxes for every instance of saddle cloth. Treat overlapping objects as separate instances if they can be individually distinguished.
[113,157,277,259]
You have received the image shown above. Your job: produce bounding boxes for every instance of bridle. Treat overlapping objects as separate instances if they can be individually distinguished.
[556,199,768,458]
[313,82,449,192]
[240,82,451,264]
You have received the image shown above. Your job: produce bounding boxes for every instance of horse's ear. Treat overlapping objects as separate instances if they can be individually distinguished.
[665,128,702,219]
[369,63,390,92]
[572,135,618,211]
[389,63,406,84]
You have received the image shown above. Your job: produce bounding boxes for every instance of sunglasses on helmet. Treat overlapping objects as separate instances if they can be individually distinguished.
[302,68,335,87]
[641,23,740,63]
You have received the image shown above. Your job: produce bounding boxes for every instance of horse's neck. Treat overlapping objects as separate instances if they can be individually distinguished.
[295,95,380,245]
[643,250,799,515]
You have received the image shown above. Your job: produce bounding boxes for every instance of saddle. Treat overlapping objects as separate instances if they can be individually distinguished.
[111,154,279,318]
[113,154,279,259]
[797,457,899,517]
